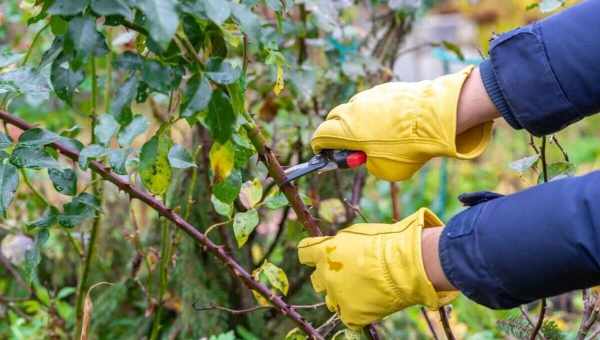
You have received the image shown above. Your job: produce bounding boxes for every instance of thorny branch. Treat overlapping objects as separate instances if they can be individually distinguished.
[0,110,325,340]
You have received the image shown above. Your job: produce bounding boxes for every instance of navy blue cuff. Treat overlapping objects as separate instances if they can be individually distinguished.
[479,60,521,130]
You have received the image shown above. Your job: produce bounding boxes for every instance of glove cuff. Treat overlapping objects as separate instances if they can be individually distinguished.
[436,66,493,161]
[396,208,459,309]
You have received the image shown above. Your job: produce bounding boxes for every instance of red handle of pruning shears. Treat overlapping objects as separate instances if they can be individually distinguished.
[283,150,367,184]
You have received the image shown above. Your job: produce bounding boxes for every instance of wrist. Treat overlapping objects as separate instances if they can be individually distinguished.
[456,67,500,135]
[421,227,455,292]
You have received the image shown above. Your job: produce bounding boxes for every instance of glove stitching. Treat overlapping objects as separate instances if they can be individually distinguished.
[379,236,404,307]
[338,220,415,236]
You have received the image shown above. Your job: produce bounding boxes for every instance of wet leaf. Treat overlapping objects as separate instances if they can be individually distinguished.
[233,209,259,247]
[51,57,85,104]
[168,144,196,169]
[117,114,149,147]
[239,178,262,209]
[135,0,179,49]
[48,0,88,16]
[58,193,101,228]
[0,132,12,149]
[0,67,50,104]
[94,114,120,146]
[206,90,236,143]
[206,59,242,85]
[22,228,49,283]
[260,260,289,295]
[10,146,59,169]
[27,207,59,229]
[231,3,261,41]
[48,168,77,196]
[79,144,107,170]
[180,74,212,118]
[139,133,173,195]
[108,148,132,175]
[205,0,231,25]
[66,16,109,59]
[142,59,182,93]
[209,141,235,182]
[18,128,59,147]
[110,76,139,125]
[0,162,19,216]
[90,0,133,20]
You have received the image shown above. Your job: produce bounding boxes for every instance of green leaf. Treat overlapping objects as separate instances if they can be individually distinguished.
[66,16,109,59]
[264,190,288,210]
[239,178,262,209]
[0,67,50,104]
[233,209,259,247]
[206,90,236,143]
[113,52,144,71]
[509,155,539,173]
[0,162,19,216]
[135,0,179,50]
[538,162,576,183]
[285,328,308,340]
[213,170,241,203]
[441,41,465,61]
[211,194,233,218]
[0,51,24,68]
[22,229,49,283]
[260,260,289,295]
[78,144,107,170]
[94,114,120,145]
[168,144,196,169]
[139,133,173,195]
[209,331,236,340]
[48,168,77,196]
[48,0,88,16]
[90,0,133,20]
[0,132,12,149]
[10,146,59,169]
[108,148,132,175]
[117,114,149,146]
[110,76,139,124]
[142,60,182,93]
[51,57,85,104]
[231,3,261,41]
[18,128,59,147]
[58,193,101,228]
[27,207,59,229]
[206,59,242,85]
[205,0,231,25]
[209,141,235,182]
[181,74,212,118]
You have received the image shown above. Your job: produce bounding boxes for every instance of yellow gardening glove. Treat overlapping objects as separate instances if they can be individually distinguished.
[311,66,492,181]
[298,208,458,329]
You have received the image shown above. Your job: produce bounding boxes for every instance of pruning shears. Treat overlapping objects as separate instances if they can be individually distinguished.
[283,150,367,184]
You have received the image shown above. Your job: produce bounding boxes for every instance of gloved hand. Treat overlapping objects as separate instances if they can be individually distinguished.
[311,66,492,181]
[298,208,457,329]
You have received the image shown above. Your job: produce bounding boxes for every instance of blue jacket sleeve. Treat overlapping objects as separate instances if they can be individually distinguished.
[439,171,600,309]
[479,0,600,136]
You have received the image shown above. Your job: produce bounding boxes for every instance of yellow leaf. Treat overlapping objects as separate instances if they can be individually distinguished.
[260,260,289,295]
[209,141,235,182]
[318,198,346,224]
[285,328,309,340]
[273,63,284,95]
[239,178,263,208]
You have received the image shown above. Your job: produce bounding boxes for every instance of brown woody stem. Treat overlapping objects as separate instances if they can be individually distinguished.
[0,110,324,340]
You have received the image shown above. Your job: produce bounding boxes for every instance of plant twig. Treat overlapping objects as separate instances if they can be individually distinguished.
[551,135,570,162]
[194,302,325,314]
[577,291,599,340]
[439,306,456,340]
[0,110,324,339]
[390,182,401,222]
[530,299,547,340]
[420,307,440,340]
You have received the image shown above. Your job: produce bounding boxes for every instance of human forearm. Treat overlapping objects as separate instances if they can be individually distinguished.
[456,67,500,135]
[437,171,600,308]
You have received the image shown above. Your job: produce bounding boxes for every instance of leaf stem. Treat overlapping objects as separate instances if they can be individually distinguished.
[150,209,171,340]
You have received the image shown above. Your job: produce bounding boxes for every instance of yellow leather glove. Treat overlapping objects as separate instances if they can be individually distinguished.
[311,66,492,181]
[298,208,457,329]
